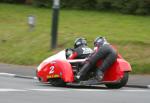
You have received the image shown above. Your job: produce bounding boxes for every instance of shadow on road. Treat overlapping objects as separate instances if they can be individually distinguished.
[36,82,110,89]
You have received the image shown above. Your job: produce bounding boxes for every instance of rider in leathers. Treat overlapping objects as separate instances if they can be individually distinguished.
[76,37,117,81]
[67,37,93,59]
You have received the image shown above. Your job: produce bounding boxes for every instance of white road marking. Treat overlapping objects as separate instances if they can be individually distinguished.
[119,90,149,92]
[73,89,110,92]
[0,73,15,77]
[0,88,149,92]
[33,77,38,80]
[30,89,66,91]
[0,89,27,92]
[0,72,37,80]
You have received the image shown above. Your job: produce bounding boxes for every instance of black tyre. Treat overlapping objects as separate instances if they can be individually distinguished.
[49,78,66,87]
[105,72,129,89]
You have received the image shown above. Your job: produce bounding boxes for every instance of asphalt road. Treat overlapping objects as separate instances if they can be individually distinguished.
[0,76,150,103]
[0,63,150,103]
[0,63,150,86]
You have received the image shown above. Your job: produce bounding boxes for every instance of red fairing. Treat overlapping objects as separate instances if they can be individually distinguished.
[37,62,53,82]
[97,58,132,82]
[54,60,74,82]
[37,60,74,82]
[117,58,132,72]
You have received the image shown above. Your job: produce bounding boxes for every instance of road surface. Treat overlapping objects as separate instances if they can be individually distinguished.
[0,63,150,103]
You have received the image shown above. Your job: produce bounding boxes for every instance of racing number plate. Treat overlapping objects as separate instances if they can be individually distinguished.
[47,66,60,79]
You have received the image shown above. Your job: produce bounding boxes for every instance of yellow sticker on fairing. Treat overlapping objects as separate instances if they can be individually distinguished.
[47,74,60,79]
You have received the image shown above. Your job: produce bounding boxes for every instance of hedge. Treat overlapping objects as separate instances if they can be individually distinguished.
[0,0,26,3]
[32,0,97,9]
[33,0,150,15]
[1,0,150,15]
[112,0,150,15]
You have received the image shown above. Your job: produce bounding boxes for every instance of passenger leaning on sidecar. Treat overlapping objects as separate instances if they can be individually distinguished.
[76,36,117,81]
[66,37,93,59]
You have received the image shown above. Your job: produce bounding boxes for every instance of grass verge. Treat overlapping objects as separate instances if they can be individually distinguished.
[0,3,150,74]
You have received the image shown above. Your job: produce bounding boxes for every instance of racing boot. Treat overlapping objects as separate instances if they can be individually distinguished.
[95,69,104,81]
[75,63,91,82]
[74,75,80,83]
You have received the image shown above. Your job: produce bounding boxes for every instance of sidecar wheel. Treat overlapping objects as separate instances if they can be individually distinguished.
[49,78,66,87]
[105,72,129,89]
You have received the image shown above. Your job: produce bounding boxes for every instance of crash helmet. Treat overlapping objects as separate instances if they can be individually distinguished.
[74,37,87,48]
[94,36,108,47]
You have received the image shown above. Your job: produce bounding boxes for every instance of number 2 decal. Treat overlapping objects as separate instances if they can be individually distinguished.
[49,66,55,74]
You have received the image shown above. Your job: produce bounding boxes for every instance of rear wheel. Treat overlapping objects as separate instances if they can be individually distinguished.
[105,72,129,89]
[49,78,66,87]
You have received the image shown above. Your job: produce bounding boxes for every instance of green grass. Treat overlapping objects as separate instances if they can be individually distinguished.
[0,3,150,74]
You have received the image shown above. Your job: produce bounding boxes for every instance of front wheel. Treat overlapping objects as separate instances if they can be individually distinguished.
[49,78,66,87]
[105,72,129,89]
